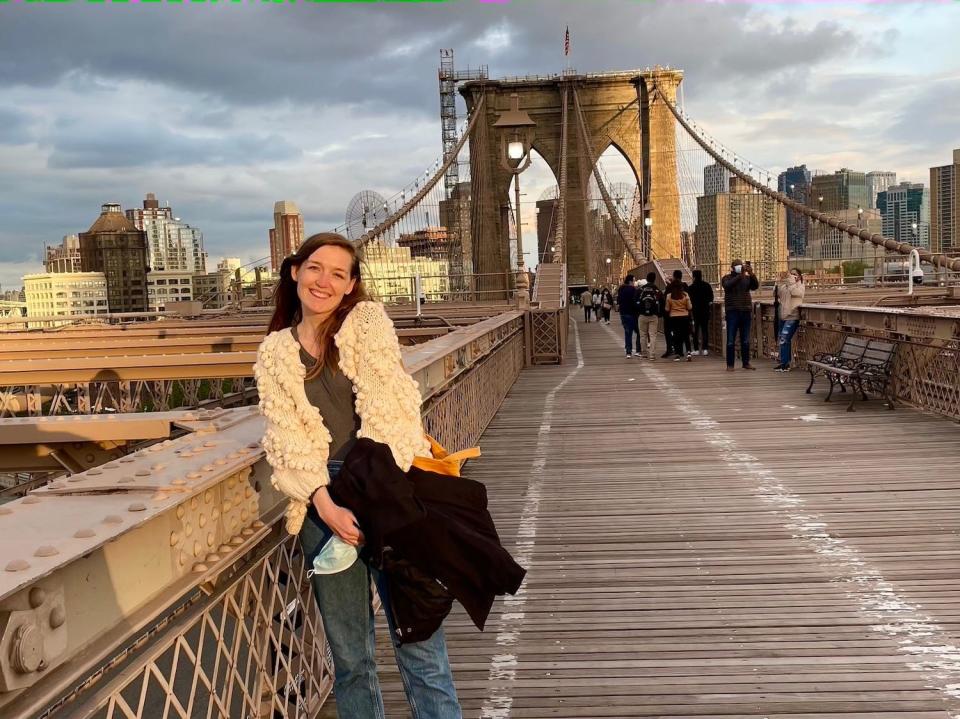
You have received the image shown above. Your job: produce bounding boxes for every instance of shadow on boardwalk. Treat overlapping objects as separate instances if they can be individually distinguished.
[327,317,960,719]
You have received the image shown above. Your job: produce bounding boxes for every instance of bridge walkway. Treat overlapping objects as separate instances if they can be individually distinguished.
[330,315,960,718]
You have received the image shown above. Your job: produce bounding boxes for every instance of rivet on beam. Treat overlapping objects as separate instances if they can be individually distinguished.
[34,545,59,557]
[5,559,30,572]
[29,587,46,608]
[104,515,123,524]
[74,528,96,539]
[49,606,66,629]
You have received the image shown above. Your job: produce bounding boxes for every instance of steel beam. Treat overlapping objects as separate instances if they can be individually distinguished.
[0,311,526,714]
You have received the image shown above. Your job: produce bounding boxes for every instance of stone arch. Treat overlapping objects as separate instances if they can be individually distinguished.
[462,69,682,288]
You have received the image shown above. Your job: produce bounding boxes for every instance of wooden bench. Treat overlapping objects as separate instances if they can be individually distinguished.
[806,336,897,411]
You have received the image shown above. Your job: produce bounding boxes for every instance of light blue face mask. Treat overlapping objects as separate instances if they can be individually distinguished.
[307,535,358,577]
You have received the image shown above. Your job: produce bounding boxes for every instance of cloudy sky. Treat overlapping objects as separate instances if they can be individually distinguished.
[1,0,958,290]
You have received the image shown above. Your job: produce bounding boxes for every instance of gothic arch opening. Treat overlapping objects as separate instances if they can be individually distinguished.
[508,146,560,270]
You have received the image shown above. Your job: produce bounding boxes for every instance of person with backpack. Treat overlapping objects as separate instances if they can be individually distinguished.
[687,269,714,355]
[615,274,641,358]
[636,272,663,360]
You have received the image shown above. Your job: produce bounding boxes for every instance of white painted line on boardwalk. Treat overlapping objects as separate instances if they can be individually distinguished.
[480,318,585,719]
[600,322,960,717]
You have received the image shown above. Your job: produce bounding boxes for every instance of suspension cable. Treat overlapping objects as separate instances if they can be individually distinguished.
[571,86,646,266]
[359,95,487,248]
[652,85,960,273]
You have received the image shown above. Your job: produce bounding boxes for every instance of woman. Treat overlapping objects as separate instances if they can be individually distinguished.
[600,287,614,325]
[774,268,805,372]
[253,233,462,719]
[664,281,693,361]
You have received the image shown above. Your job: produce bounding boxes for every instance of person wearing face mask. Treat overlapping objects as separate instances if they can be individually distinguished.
[721,258,759,371]
[773,268,805,372]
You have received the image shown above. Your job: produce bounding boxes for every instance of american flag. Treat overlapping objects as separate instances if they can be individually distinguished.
[564,26,570,57]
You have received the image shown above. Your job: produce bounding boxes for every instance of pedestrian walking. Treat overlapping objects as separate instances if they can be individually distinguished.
[580,287,594,322]
[664,281,693,361]
[253,233,463,718]
[722,258,759,371]
[615,274,641,357]
[636,272,663,360]
[600,287,614,324]
[774,268,805,372]
[688,269,714,355]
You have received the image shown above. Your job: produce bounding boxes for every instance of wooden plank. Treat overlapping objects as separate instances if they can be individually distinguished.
[321,317,960,718]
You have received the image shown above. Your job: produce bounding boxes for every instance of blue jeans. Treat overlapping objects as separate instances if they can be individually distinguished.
[299,463,461,719]
[725,309,752,367]
[778,318,800,367]
[620,313,639,355]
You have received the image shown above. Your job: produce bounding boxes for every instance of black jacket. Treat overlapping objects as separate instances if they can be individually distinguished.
[722,271,759,311]
[687,279,714,314]
[616,284,637,316]
[329,438,526,644]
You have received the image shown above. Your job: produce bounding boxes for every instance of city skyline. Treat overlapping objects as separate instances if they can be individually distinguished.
[1,1,958,289]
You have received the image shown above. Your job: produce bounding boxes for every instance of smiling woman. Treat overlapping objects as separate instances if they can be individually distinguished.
[255,230,463,718]
[267,232,369,378]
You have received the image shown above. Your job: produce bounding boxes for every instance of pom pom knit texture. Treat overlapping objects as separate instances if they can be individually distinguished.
[253,301,431,534]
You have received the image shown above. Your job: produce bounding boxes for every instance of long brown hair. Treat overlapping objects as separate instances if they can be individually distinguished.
[669,281,686,301]
[267,232,370,377]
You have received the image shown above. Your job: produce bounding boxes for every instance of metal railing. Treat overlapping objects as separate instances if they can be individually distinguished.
[707,300,960,423]
[0,311,530,719]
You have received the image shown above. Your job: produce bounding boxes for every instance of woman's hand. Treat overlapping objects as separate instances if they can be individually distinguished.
[312,487,364,546]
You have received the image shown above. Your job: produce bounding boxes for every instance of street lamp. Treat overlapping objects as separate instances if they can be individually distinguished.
[643,216,653,257]
[857,205,863,229]
[494,94,537,297]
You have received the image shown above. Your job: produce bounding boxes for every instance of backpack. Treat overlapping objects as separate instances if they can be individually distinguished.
[636,286,660,316]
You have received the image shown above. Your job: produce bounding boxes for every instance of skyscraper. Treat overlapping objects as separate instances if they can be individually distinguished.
[877,182,930,248]
[126,193,207,273]
[866,171,896,210]
[777,165,811,256]
[269,201,305,272]
[810,168,869,213]
[78,203,149,313]
[930,149,960,254]
[694,178,787,283]
[703,163,731,196]
[44,235,82,273]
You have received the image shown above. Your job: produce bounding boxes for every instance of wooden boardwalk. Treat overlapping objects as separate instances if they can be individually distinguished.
[329,316,960,718]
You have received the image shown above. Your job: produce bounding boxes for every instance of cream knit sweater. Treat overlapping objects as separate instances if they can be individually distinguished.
[253,301,431,534]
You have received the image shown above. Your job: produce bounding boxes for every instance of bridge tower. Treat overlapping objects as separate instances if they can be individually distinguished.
[461,68,683,289]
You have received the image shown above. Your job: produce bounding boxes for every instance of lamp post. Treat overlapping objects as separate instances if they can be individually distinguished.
[493,93,537,299]
[605,256,612,286]
[644,216,653,258]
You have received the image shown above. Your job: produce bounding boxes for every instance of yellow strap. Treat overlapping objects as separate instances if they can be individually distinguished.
[444,447,481,463]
